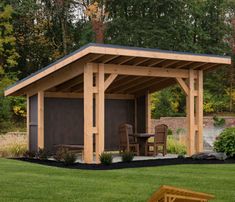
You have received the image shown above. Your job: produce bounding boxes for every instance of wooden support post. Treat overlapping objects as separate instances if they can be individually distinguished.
[187,69,195,156]
[146,92,151,133]
[134,98,138,133]
[26,94,30,150]
[196,70,203,152]
[37,91,44,149]
[84,63,94,163]
[95,64,105,163]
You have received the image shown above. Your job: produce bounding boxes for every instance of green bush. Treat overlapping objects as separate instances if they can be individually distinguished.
[37,148,48,160]
[53,147,66,162]
[214,127,235,157]
[63,151,76,166]
[99,152,113,165]
[167,136,187,155]
[213,115,226,127]
[23,150,36,158]
[167,129,173,136]
[177,153,186,159]
[121,152,134,162]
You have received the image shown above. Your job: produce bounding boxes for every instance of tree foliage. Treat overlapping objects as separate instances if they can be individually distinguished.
[0,0,235,130]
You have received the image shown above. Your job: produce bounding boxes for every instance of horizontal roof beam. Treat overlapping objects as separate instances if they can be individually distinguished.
[98,63,192,78]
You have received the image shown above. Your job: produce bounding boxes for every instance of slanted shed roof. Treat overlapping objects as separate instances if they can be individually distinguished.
[5,43,231,96]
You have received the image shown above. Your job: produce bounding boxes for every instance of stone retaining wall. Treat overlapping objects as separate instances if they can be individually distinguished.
[151,116,235,134]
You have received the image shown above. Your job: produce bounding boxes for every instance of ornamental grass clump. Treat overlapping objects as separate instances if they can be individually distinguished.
[8,143,27,157]
[214,127,235,158]
[121,151,134,163]
[99,152,113,165]
[0,143,27,158]
[167,136,187,155]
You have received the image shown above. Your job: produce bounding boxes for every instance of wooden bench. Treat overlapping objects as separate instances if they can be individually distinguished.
[54,144,84,160]
[148,185,215,202]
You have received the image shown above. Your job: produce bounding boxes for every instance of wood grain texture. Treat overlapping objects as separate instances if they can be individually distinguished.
[37,91,44,149]
[83,63,94,163]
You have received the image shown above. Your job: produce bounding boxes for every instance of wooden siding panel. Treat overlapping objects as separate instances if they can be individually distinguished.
[43,98,134,152]
[29,95,38,152]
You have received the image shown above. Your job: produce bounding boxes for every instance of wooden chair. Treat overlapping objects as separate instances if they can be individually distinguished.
[119,123,140,156]
[148,185,215,202]
[146,124,168,156]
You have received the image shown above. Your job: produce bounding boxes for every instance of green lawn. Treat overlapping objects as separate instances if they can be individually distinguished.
[0,159,234,202]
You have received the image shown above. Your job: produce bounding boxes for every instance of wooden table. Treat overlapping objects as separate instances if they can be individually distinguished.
[134,133,155,155]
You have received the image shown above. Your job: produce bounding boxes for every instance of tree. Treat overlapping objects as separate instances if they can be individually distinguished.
[0,2,20,131]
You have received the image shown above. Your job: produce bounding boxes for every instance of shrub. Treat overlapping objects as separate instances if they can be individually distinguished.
[121,152,134,162]
[23,150,36,158]
[176,128,186,135]
[37,148,48,160]
[213,115,225,127]
[214,127,235,157]
[167,129,173,136]
[99,152,113,165]
[63,151,76,166]
[177,151,186,159]
[167,136,187,155]
[53,147,66,162]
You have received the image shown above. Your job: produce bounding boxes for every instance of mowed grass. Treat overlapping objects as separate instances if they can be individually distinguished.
[0,159,234,202]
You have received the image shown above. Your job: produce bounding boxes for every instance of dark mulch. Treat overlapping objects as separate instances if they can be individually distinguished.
[12,157,235,170]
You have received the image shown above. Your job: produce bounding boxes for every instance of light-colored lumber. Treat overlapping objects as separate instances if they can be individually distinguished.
[133,58,150,66]
[26,61,84,96]
[148,59,166,67]
[117,77,155,93]
[95,64,105,163]
[55,75,83,91]
[104,73,118,91]
[146,92,151,133]
[83,63,94,163]
[134,98,137,133]
[37,91,44,149]
[176,78,189,95]
[91,45,231,64]
[196,70,203,153]
[44,92,134,100]
[5,44,231,96]
[187,69,195,156]
[131,78,166,94]
[118,56,136,65]
[103,64,190,78]
[107,76,140,93]
[162,60,179,68]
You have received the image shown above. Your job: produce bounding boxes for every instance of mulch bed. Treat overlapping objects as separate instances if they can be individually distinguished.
[12,157,235,170]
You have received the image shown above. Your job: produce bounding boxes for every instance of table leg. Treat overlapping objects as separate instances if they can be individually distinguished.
[137,138,148,156]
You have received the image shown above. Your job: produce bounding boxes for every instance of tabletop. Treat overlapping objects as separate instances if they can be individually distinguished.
[133,133,155,138]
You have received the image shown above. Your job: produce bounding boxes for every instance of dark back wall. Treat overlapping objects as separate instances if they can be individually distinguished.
[29,95,38,152]
[44,98,135,151]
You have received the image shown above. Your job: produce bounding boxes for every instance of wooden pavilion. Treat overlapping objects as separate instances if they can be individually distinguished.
[5,43,231,164]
